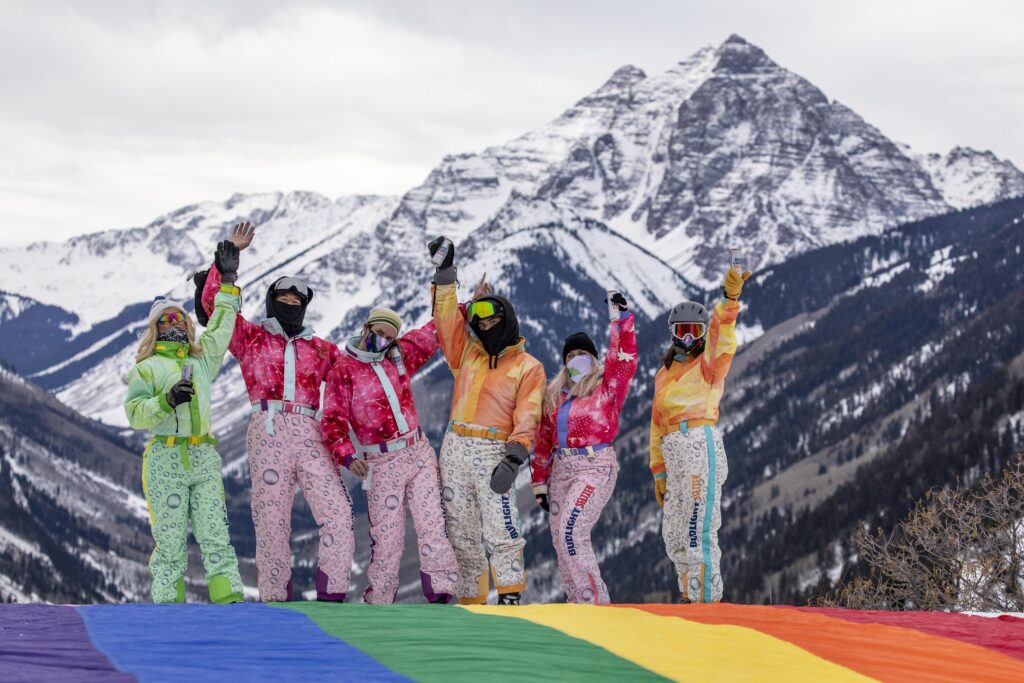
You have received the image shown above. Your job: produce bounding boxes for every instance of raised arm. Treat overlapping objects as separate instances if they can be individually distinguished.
[700,267,748,384]
[397,319,440,375]
[600,294,638,410]
[429,236,469,372]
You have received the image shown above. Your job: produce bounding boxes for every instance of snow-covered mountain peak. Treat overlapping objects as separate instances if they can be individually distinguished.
[712,33,778,74]
[918,147,1024,209]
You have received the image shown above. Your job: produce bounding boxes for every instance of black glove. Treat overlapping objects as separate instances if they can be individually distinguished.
[605,292,628,311]
[215,241,240,283]
[536,493,550,512]
[165,380,195,408]
[489,443,528,494]
[428,236,455,270]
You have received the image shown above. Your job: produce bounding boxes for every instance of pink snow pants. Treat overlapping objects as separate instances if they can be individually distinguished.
[247,411,354,602]
[363,436,458,604]
[548,446,618,604]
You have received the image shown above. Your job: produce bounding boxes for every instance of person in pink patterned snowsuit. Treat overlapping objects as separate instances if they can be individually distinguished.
[531,291,638,604]
[322,307,459,604]
[201,227,353,603]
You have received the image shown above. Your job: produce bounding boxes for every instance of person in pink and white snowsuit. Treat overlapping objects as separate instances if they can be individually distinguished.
[531,291,638,604]
[200,226,354,603]
[322,307,459,604]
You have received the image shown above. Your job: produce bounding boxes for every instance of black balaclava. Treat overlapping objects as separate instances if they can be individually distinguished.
[677,337,706,359]
[470,295,520,368]
[266,277,313,338]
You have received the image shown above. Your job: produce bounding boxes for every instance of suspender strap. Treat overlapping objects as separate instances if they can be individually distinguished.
[556,398,574,450]
[369,361,410,435]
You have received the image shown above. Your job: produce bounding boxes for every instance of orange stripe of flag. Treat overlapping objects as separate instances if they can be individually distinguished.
[629,604,1024,683]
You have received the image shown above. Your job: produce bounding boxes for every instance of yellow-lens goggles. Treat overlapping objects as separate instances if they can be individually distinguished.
[468,300,498,322]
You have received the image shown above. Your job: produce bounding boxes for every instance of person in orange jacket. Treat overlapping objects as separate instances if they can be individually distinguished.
[650,266,750,603]
[428,237,546,605]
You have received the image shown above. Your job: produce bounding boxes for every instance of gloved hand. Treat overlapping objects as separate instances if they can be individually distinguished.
[166,379,195,408]
[605,292,628,311]
[723,267,751,301]
[490,443,528,494]
[428,236,455,269]
[215,241,241,284]
[536,494,550,512]
[654,475,667,507]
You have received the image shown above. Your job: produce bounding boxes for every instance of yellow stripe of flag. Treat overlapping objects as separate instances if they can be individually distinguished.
[461,605,875,683]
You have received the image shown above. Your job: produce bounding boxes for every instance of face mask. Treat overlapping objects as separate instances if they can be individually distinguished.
[366,333,390,353]
[676,337,705,357]
[270,301,306,337]
[566,355,594,383]
[472,322,506,356]
[158,328,190,344]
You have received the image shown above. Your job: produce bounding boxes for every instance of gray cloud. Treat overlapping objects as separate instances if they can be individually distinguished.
[1,0,1021,245]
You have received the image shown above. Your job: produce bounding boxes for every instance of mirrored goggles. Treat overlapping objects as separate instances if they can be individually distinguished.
[271,276,310,298]
[671,322,706,341]
[469,299,503,322]
[158,311,185,325]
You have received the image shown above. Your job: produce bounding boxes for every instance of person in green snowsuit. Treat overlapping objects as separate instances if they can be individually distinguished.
[124,235,246,604]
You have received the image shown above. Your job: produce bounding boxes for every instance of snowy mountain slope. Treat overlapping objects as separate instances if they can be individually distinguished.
[0,363,151,603]
[584,197,1024,603]
[918,147,1024,209]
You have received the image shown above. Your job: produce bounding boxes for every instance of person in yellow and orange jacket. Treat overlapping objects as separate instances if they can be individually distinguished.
[428,236,546,605]
[650,266,750,603]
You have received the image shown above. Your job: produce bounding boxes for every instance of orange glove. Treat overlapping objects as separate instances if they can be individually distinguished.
[654,476,667,507]
[724,267,751,300]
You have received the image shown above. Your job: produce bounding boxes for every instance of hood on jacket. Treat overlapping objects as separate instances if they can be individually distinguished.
[469,294,521,368]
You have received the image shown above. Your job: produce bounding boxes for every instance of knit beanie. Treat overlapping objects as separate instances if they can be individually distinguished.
[148,298,188,325]
[366,307,402,336]
[562,332,598,365]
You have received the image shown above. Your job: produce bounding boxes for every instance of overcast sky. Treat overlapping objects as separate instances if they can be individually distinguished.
[1,0,1022,246]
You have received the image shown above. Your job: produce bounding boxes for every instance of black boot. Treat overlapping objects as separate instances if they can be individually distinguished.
[497,592,521,606]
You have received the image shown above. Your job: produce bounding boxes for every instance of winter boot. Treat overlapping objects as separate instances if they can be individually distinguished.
[497,592,521,606]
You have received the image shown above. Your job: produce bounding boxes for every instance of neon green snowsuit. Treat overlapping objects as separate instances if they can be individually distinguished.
[124,284,244,604]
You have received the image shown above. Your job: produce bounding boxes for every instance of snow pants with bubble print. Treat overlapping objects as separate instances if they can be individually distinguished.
[661,424,728,603]
[247,411,354,602]
[142,441,243,604]
[439,432,526,604]
[363,436,458,604]
[548,447,617,604]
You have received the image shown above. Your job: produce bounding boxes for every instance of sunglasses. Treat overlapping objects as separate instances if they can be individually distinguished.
[469,299,503,322]
[272,276,311,299]
[671,322,706,340]
[158,311,185,325]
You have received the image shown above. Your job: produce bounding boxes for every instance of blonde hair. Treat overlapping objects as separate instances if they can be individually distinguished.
[135,310,203,363]
[543,354,604,415]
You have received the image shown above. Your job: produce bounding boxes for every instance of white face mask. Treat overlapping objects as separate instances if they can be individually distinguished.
[566,354,594,383]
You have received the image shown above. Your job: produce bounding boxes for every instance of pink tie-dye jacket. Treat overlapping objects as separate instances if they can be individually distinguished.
[321,322,440,467]
[201,264,341,409]
[531,312,638,493]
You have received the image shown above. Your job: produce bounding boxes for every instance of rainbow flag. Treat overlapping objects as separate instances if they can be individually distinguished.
[2,603,1022,681]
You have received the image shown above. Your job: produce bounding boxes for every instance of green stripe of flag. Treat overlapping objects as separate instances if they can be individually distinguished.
[277,604,667,682]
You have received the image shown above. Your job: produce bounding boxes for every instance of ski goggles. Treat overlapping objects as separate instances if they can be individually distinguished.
[157,311,185,325]
[468,299,503,322]
[671,322,707,341]
[271,276,311,299]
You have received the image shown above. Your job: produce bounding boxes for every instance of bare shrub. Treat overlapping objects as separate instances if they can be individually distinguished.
[821,455,1024,611]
